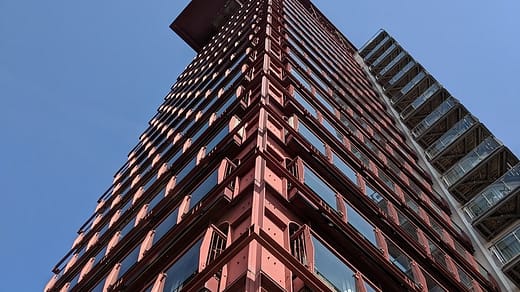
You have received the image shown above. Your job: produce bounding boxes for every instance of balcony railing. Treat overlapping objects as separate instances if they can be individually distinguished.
[371,43,396,68]
[492,226,520,264]
[443,137,501,186]
[400,83,441,119]
[411,97,456,138]
[400,71,426,96]
[364,35,390,61]
[464,162,520,220]
[388,60,415,86]
[379,51,406,77]
[359,30,384,53]
[425,114,477,159]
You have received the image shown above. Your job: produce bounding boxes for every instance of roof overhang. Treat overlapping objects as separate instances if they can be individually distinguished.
[171,0,242,52]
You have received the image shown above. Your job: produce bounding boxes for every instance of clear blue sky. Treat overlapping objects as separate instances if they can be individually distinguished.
[1,0,518,291]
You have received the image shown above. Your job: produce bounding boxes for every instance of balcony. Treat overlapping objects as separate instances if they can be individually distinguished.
[491,226,520,287]
[418,108,471,149]
[359,30,386,57]
[400,83,441,120]
[465,162,520,239]
[448,144,517,203]
[371,43,397,68]
[411,97,457,139]
[376,51,407,79]
[443,137,502,187]
[364,35,391,62]
[399,71,426,97]
[377,51,406,78]
[425,114,478,160]
[386,60,416,88]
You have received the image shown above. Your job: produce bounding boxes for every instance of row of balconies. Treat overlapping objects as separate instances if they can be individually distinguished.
[360,30,520,287]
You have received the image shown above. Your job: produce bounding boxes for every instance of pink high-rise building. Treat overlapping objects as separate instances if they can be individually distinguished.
[46,0,520,291]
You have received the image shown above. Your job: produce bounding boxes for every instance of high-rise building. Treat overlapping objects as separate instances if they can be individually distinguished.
[45,0,519,291]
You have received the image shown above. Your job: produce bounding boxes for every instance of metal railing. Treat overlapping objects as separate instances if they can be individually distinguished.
[400,83,441,119]
[364,35,390,61]
[492,225,520,264]
[400,71,426,96]
[388,60,415,86]
[371,43,397,68]
[425,114,477,159]
[464,162,520,220]
[379,51,406,77]
[359,29,384,53]
[443,137,501,186]
[411,97,456,138]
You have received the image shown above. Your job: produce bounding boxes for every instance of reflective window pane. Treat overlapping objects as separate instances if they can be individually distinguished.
[118,244,141,280]
[153,208,179,245]
[332,153,357,184]
[312,236,357,291]
[304,165,338,210]
[163,239,203,292]
[346,204,377,245]
[189,169,219,209]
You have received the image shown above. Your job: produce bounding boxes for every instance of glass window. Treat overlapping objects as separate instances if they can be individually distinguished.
[289,51,308,71]
[119,197,133,215]
[386,239,415,281]
[339,113,358,135]
[365,184,388,213]
[118,244,141,280]
[189,169,219,210]
[346,204,377,245]
[298,122,325,154]
[378,170,395,191]
[332,153,357,184]
[68,273,80,290]
[168,150,182,168]
[312,235,357,291]
[428,239,447,268]
[293,91,315,115]
[396,211,419,241]
[97,221,110,239]
[303,164,338,210]
[206,124,230,153]
[351,145,369,167]
[91,277,106,292]
[323,118,343,142]
[201,94,219,114]
[311,73,329,93]
[292,68,311,90]
[176,156,197,183]
[163,239,203,292]
[94,245,107,266]
[364,139,379,155]
[365,282,379,292]
[181,118,197,137]
[222,71,241,93]
[404,194,420,214]
[142,172,158,193]
[76,244,87,259]
[153,208,179,245]
[315,91,334,113]
[493,227,520,264]
[423,270,447,292]
[120,216,136,239]
[147,188,166,213]
[191,120,209,143]
[216,94,236,117]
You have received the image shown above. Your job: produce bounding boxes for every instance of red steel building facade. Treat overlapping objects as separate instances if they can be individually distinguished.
[46,0,519,291]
